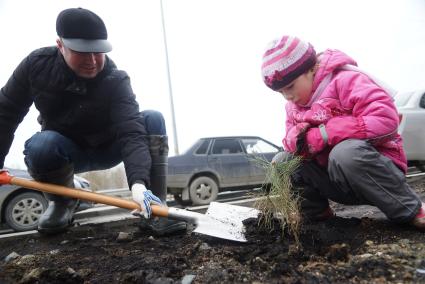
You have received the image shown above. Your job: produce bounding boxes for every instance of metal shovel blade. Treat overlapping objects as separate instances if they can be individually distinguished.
[194,202,259,242]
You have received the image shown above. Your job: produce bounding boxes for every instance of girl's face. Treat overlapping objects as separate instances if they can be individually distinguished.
[277,68,315,105]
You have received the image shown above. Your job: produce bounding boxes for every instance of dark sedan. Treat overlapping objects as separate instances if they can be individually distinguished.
[167,136,282,205]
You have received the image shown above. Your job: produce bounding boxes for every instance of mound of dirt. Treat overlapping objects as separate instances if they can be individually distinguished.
[1,182,424,283]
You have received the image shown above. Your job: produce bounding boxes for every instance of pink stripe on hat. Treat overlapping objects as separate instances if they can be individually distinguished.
[263,38,300,67]
[263,36,299,64]
[261,35,316,91]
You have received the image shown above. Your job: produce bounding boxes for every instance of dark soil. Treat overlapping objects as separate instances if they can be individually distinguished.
[1,180,425,284]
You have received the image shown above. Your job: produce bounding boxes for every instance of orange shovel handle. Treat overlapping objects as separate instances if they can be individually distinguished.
[0,170,169,218]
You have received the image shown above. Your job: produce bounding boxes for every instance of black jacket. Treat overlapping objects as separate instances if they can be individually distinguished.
[0,46,151,187]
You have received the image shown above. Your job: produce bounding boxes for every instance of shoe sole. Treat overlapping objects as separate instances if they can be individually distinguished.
[37,224,71,235]
[37,217,74,235]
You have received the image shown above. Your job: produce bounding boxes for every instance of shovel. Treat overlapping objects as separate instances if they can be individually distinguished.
[0,170,259,242]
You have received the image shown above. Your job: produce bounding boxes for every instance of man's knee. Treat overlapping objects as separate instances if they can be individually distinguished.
[141,110,166,135]
[24,131,73,171]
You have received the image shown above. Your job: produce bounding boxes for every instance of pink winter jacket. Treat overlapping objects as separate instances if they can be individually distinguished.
[283,49,407,173]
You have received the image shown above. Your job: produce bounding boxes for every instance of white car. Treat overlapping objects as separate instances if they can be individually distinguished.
[394,89,425,170]
[0,168,92,232]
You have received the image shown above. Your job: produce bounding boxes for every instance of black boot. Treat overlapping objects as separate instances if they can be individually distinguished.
[139,135,187,236]
[30,165,78,235]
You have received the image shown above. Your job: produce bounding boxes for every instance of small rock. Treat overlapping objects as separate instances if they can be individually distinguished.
[21,267,45,282]
[253,257,268,269]
[297,264,304,270]
[199,243,210,250]
[78,237,94,241]
[117,232,132,242]
[60,240,70,245]
[417,268,425,274]
[181,274,196,284]
[148,236,155,240]
[50,249,60,255]
[151,277,174,284]
[67,267,76,274]
[365,240,374,246]
[17,254,36,266]
[4,252,20,262]
[78,268,93,277]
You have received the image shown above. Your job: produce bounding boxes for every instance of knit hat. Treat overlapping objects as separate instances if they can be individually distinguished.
[261,36,316,91]
[56,8,112,53]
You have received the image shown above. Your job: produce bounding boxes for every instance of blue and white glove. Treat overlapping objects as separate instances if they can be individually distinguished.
[271,152,289,165]
[131,183,163,219]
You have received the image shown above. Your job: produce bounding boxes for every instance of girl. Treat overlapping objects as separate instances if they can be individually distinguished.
[261,35,424,229]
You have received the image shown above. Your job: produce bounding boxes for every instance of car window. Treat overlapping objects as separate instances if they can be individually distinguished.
[195,139,210,155]
[242,138,279,154]
[211,139,243,155]
[394,92,413,107]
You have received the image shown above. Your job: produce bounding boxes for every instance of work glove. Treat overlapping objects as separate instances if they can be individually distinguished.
[283,122,311,154]
[298,124,328,157]
[271,152,287,165]
[295,125,310,155]
[131,183,163,219]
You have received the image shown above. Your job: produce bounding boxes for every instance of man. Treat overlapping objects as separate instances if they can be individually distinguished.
[0,7,186,235]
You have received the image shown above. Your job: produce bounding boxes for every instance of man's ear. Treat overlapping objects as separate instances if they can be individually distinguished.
[56,38,64,54]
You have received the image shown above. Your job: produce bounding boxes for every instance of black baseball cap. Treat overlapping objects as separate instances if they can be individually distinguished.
[56,8,112,53]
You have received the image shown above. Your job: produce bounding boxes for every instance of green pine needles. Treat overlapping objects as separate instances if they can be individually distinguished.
[253,155,302,244]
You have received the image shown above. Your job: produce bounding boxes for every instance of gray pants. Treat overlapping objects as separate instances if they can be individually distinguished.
[278,139,422,223]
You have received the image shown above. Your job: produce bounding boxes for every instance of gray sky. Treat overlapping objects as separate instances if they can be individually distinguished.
[1,0,425,169]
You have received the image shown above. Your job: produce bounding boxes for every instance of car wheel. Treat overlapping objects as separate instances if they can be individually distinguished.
[189,176,218,205]
[4,192,48,232]
[173,194,192,206]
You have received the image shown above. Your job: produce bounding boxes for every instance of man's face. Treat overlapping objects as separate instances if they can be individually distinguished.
[57,39,105,79]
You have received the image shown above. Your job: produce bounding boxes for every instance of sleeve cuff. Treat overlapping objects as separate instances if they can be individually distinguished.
[319,124,328,145]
